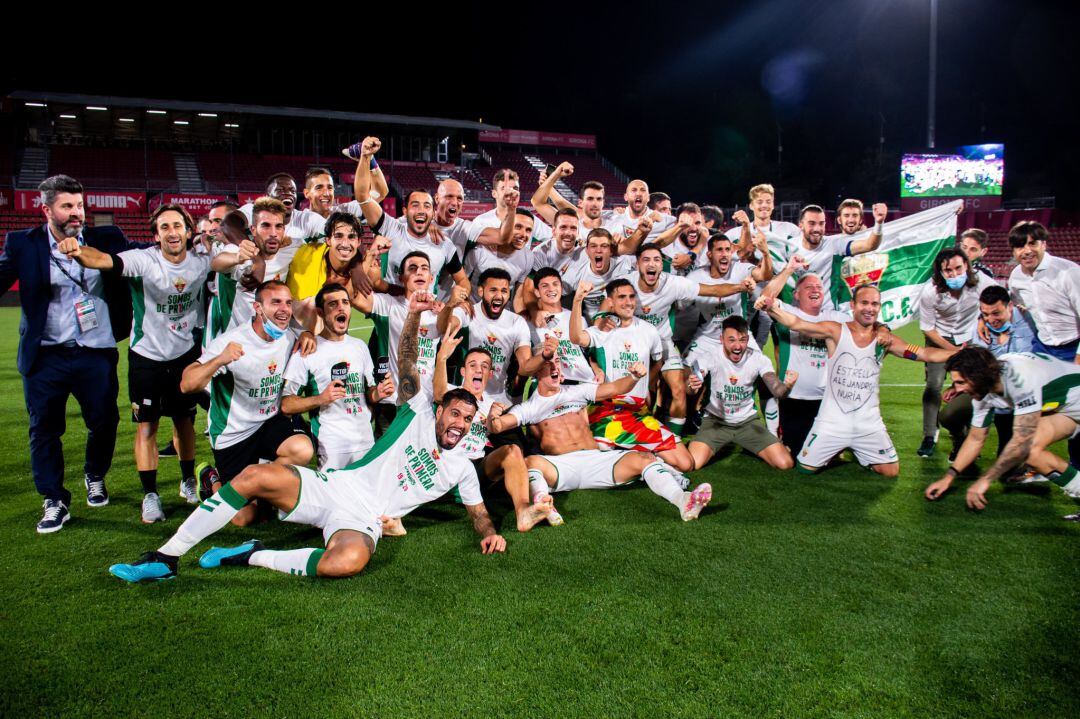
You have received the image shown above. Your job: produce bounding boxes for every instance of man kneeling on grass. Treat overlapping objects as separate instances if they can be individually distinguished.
[109,291,505,582]
[489,359,713,521]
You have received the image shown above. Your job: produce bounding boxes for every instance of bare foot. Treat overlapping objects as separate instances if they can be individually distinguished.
[516,501,552,532]
[381,516,407,536]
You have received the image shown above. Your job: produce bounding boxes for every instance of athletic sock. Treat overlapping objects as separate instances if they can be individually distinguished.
[528,469,550,498]
[248,548,324,577]
[1048,466,1080,495]
[668,416,685,438]
[179,459,196,482]
[764,398,779,435]
[641,461,687,507]
[158,483,248,557]
[139,469,158,494]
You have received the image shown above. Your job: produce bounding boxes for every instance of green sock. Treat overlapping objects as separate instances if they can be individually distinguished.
[1049,465,1079,491]
[668,417,685,438]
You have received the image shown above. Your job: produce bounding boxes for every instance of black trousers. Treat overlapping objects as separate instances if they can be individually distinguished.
[23,345,120,505]
[778,397,821,456]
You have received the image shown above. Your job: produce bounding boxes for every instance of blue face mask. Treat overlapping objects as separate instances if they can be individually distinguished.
[944,275,967,291]
[262,318,286,340]
[987,321,1012,335]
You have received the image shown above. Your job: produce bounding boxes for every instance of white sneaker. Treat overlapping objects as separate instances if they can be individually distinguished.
[141,493,166,523]
[179,477,198,505]
[680,483,713,522]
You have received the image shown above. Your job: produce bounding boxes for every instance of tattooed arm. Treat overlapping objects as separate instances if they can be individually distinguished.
[397,291,438,406]
[966,412,1039,510]
[760,370,798,400]
[465,503,506,554]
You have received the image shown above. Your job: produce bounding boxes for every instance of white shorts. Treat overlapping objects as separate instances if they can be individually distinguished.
[542,449,631,492]
[280,466,383,547]
[797,422,898,469]
[318,445,371,472]
[660,336,684,373]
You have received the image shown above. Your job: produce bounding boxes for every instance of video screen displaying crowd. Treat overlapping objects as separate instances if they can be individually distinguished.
[3,134,1079,583]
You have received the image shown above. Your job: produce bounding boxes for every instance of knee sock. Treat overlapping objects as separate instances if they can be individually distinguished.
[764,398,779,435]
[1048,466,1080,496]
[158,483,247,558]
[529,469,550,498]
[641,461,687,507]
[179,459,195,483]
[668,416,685,438]
[248,548,324,577]
[139,470,157,494]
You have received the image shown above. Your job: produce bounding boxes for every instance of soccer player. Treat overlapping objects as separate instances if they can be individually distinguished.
[529,208,583,277]
[835,199,867,236]
[289,163,389,243]
[569,278,696,473]
[464,210,537,307]
[617,243,751,438]
[528,267,602,383]
[180,280,315,524]
[648,192,672,216]
[916,248,998,457]
[756,258,851,455]
[350,251,450,435]
[489,360,713,521]
[467,167,552,249]
[108,292,505,583]
[757,284,955,476]
[434,327,553,532]
[606,179,675,250]
[210,198,299,336]
[281,283,394,470]
[957,228,995,278]
[662,203,711,277]
[685,315,797,470]
[530,163,613,238]
[926,348,1080,517]
[725,184,801,261]
[560,228,636,321]
[59,203,212,521]
[687,233,772,345]
[238,173,304,240]
[352,138,469,297]
[701,205,724,231]
[441,268,547,403]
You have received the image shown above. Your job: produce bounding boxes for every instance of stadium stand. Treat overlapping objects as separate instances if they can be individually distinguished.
[48,146,177,190]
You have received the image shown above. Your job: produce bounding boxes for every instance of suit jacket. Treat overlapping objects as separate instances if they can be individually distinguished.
[0,224,142,375]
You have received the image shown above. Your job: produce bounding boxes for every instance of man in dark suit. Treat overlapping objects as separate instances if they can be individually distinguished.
[0,175,141,533]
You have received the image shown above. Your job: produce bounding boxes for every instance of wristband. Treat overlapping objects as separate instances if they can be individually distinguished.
[945,466,959,478]
[370,158,379,171]
[874,221,884,234]
[593,311,615,321]
[359,198,376,206]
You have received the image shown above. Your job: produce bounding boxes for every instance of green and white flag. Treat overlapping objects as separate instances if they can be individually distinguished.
[829,199,961,328]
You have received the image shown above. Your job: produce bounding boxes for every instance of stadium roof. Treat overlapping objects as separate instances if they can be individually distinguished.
[7,91,497,132]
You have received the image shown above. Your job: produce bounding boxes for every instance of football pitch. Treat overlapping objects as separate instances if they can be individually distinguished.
[0,307,1077,718]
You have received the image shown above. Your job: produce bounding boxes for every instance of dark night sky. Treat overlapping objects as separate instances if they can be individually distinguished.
[5,1,1079,207]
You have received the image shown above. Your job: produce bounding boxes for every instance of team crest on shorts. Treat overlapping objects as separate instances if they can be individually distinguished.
[173,277,187,293]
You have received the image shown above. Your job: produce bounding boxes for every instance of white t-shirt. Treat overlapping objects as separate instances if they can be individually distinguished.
[688,262,756,341]
[117,247,211,362]
[605,211,676,244]
[561,252,636,320]
[771,301,851,401]
[530,308,595,382]
[466,208,552,249]
[631,272,700,342]
[282,335,375,459]
[375,214,461,290]
[660,238,711,277]
[215,243,301,333]
[368,293,441,405]
[453,302,531,401]
[724,220,801,261]
[585,319,663,402]
[445,385,496,461]
[464,245,533,299]
[345,393,484,518]
[695,346,774,424]
[200,323,297,450]
[509,382,598,426]
[240,203,343,245]
[970,352,1080,428]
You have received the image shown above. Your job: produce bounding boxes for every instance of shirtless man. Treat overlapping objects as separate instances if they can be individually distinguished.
[490,361,713,521]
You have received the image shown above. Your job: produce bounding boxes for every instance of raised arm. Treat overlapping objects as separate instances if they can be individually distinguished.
[698,277,753,299]
[568,281,594,346]
[180,342,244,394]
[730,210,756,262]
[397,291,438,405]
[757,295,841,341]
[530,162,574,225]
[57,239,115,270]
[880,331,958,363]
[433,324,464,404]
[761,254,806,299]
[353,136,385,228]
[594,362,647,401]
[848,203,888,255]
[749,230,774,282]
[759,370,798,400]
[210,239,259,272]
[617,214,656,255]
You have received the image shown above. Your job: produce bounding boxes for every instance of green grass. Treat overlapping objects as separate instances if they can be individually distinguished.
[0,307,1077,718]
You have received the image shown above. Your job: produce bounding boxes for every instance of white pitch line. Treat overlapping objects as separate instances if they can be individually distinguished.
[348,322,373,334]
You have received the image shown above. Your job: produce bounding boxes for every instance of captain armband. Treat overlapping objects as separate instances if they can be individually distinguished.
[903,343,921,361]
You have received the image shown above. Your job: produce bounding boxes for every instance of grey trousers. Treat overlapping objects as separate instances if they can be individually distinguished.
[922,333,959,438]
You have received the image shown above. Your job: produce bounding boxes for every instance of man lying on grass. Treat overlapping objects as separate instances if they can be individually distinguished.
[924,347,1080,519]
[109,291,505,582]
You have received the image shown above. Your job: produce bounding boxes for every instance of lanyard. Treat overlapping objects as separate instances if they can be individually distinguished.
[50,253,89,294]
